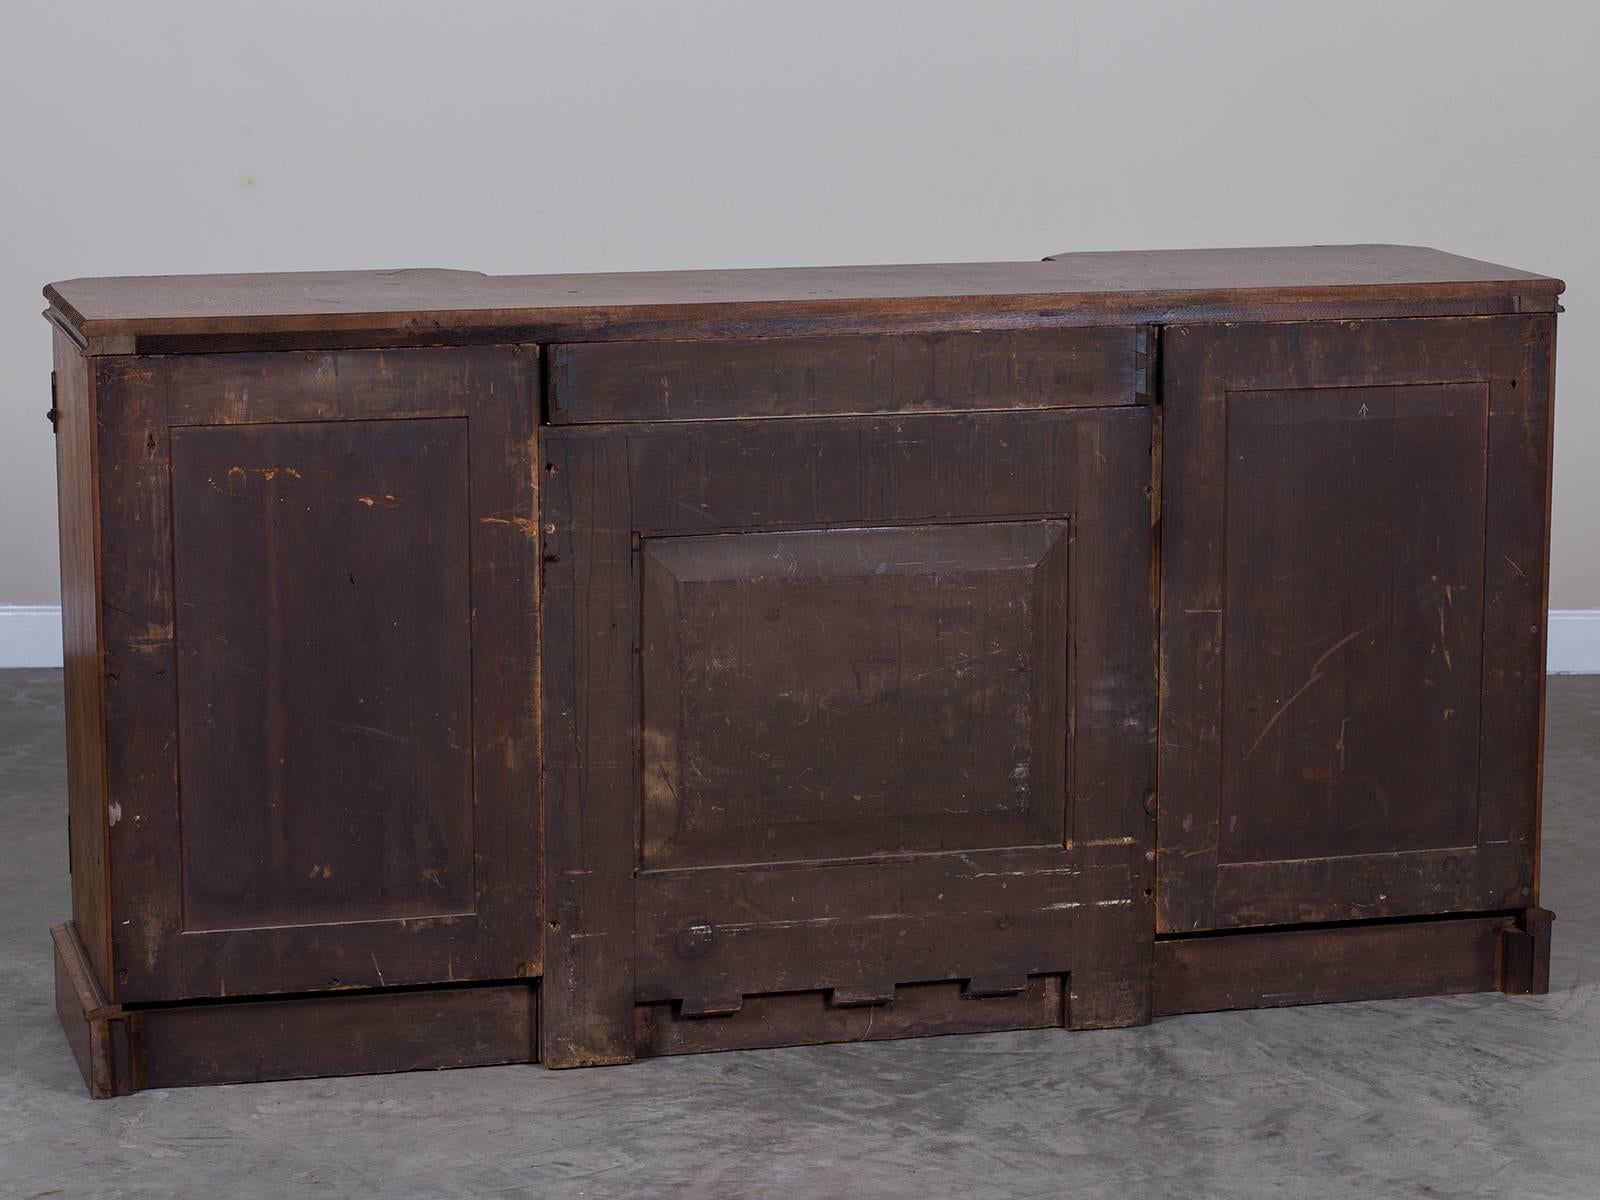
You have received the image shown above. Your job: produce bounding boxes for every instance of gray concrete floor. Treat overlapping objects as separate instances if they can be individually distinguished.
[1,668,1597,1199]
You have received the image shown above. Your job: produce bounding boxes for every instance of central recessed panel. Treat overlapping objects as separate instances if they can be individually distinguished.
[640,521,1070,870]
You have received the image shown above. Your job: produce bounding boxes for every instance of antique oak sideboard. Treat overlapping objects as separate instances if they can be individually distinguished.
[43,246,1560,1096]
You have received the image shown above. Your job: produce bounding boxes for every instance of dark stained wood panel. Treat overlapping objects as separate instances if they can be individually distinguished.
[136,983,538,1088]
[549,327,1145,422]
[54,912,538,1096]
[542,405,1157,1063]
[93,345,540,1002]
[156,348,482,426]
[633,846,1135,1004]
[45,245,1562,354]
[640,522,1069,869]
[1219,384,1488,863]
[1152,916,1511,1016]
[170,419,475,930]
[539,436,638,1067]
[51,331,112,993]
[1158,316,1552,933]
[1210,842,1532,928]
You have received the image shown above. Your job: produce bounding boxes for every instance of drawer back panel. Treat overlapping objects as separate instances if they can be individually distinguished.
[548,327,1148,423]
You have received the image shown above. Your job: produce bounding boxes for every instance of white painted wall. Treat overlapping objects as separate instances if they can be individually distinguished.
[1,1,1595,630]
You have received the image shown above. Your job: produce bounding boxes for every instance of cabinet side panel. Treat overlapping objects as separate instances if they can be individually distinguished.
[1478,316,1556,858]
[95,356,183,999]
[52,329,111,990]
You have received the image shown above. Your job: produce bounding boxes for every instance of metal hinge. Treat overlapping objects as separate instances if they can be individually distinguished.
[47,370,59,432]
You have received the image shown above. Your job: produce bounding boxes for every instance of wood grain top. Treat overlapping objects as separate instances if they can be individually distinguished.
[45,245,1563,352]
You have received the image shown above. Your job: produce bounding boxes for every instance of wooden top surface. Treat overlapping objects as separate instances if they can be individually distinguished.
[45,245,1563,350]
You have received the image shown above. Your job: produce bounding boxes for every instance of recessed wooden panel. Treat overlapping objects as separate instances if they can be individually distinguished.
[542,407,1157,1065]
[171,419,475,930]
[1159,316,1552,933]
[640,521,1069,869]
[1219,384,1488,863]
[94,344,538,1004]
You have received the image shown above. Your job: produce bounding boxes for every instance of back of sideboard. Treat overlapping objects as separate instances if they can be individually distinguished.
[44,245,1562,1093]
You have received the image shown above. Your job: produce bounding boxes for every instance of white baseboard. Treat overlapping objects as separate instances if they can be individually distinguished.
[0,606,65,668]
[1548,609,1600,675]
[2,604,1598,672]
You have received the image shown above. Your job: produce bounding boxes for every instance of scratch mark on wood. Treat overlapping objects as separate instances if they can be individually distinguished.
[227,465,301,481]
[331,721,413,746]
[478,515,540,536]
[1242,622,1378,761]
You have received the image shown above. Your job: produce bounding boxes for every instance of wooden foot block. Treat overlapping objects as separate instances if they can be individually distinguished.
[53,922,135,1098]
[1065,891,1154,1030]
[1499,907,1555,995]
[1066,971,1152,1030]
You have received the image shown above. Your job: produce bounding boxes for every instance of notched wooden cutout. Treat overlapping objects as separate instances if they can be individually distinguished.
[831,983,896,1008]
